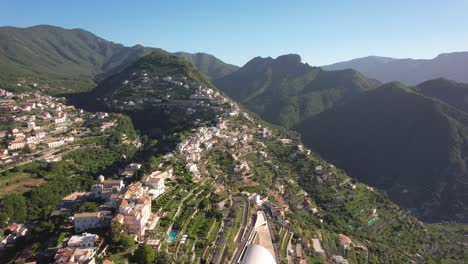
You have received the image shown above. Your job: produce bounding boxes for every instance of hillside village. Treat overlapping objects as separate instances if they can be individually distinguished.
[98,70,236,118]
[0,65,465,264]
[0,80,349,264]
[0,88,124,168]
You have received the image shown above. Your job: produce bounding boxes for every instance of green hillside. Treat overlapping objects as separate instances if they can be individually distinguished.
[215,54,380,128]
[0,25,237,94]
[173,52,239,79]
[78,51,220,139]
[91,51,213,100]
[416,78,468,113]
[298,83,468,222]
[0,25,158,93]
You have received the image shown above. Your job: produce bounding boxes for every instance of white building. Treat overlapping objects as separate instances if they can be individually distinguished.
[73,211,112,233]
[68,233,99,247]
[113,197,152,237]
[8,140,26,150]
[47,139,65,148]
[142,172,166,200]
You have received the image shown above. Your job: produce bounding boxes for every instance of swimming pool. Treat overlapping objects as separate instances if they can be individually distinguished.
[167,230,178,243]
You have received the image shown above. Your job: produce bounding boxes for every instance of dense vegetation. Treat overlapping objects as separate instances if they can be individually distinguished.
[298,83,468,222]
[0,116,138,225]
[416,78,468,113]
[0,25,159,93]
[215,54,380,128]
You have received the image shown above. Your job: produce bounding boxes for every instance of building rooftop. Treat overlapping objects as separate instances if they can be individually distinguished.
[68,233,98,246]
[74,212,100,218]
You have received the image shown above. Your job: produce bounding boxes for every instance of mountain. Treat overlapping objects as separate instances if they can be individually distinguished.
[214,54,380,128]
[322,52,468,85]
[81,51,220,138]
[0,25,235,94]
[416,78,468,113]
[91,51,212,100]
[173,52,239,80]
[297,82,468,222]
[0,25,158,93]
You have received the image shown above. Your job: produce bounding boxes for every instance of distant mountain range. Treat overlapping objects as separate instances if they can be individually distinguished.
[0,25,235,94]
[322,52,468,85]
[214,54,380,128]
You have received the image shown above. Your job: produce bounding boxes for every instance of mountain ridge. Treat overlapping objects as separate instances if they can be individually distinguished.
[215,54,380,128]
[322,52,468,85]
[173,52,239,80]
[297,82,468,222]
[0,25,236,94]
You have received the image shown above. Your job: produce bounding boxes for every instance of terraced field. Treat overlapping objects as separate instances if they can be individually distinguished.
[0,172,44,197]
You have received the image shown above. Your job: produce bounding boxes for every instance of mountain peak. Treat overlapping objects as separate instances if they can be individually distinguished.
[418,77,457,87]
[275,54,302,64]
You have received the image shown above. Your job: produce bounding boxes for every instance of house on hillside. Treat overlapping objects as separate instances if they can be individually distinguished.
[113,197,152,237]
[90,176,125,201]
[73,211,112,233]
[141,172,165,200]
[338,234,352,250]
[312,238,326,257]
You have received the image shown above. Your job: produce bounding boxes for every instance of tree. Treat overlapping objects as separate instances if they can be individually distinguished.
[74,201,99,213]
[110,221,127,244]
[199,198,210,210]
[134,245,156,264]
[154,251,170,264]
[0,194,27,223]
[31,220,55,239]
[120,235,136,248]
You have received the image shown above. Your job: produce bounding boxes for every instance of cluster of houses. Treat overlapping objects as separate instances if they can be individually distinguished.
[101,70,241,121]
[177,126,220,162]
[176,121,229,178]
[0,89,119,167]
[54,233,103,264]
[46,167,173,262]
[69,166,173,240]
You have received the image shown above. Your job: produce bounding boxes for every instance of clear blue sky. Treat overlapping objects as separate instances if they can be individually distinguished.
[2,0,467,66]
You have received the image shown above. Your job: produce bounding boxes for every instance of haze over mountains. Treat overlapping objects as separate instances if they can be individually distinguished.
[322,52,468,85]
[1,24,468,222]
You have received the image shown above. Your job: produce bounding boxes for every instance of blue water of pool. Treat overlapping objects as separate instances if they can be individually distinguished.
[167,230,178,243]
